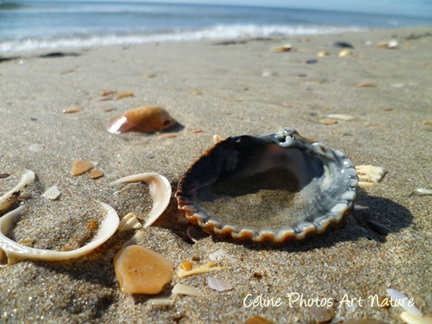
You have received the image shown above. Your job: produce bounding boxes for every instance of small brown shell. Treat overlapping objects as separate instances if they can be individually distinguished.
[107,106,175,134]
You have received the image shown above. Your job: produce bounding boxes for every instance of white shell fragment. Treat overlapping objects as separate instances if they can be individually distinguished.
[172,283,201,296]
[0,170,35,214]
[387,288,423,317]
[209,249,231,262]
[28,143,46,152]
[111,172,171,227]
[400,312,432,324]
[207,277,233,292]
[415,188,432,196]
[356,165,386,187]
[118,212,142,232]
[42,185,61,200]
[0,201,119,265]
[326,113,355,121]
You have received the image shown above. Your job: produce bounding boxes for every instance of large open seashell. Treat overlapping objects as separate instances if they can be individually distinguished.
[176,128,358,243]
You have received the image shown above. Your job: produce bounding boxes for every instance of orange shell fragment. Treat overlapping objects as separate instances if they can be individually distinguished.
[107,106,176,134]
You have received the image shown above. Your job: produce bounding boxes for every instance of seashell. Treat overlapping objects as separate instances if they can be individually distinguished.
[177,261,226,278]
[0,170,35,214]
[107,106,176,134]
[176,128,358,243]
[0,201,119,265]
[272,44,293,52]
[115,92,134,100]
[400,311,432,324]
[110,172,171,227]
[207,277,232,292]
[387,288,423,317]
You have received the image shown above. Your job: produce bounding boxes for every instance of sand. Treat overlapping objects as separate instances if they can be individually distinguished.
[0,26,431,323]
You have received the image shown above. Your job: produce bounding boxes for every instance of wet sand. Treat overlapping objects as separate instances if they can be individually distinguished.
[0,26,431,323]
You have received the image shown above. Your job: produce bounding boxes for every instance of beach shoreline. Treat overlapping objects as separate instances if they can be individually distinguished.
[1,26,431,323]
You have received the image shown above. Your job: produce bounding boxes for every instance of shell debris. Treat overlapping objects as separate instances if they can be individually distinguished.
[113,245,173,294]
[88,169,104,179]
[326,113,355,121]
[207,277,233,292]
[400,312,432,324]
[378,40,398,49]
[118,212,142,232]
[115,92,134,100]
[110,172,171,227]
[71,160,94,176]
[62,106,83,114]
[320,118,338,125]
[0,170,35,214]
[0,201,119,265]
[339,49,352,57]
[357,82,377,88]
[107,106,176,134]
[415,188,432,196]
[317,50,329,57]
[355,165,386,187]
[172,283,201,296]
[177,261,227,278]
[272,43,293,52]
[42,185,61,200]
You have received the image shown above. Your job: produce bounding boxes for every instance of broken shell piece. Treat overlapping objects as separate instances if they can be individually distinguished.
[378,40,398,49]
[355,165,386,187]
[113,245,173,294]
[357,82,377,88]
[115,92,134,100]
[118,212,142,232]
[207,277,232,292]
[71,160,94,176]
[0,201,119,265]
[42,185,61,200]
[209,249,231,262]
[176,128,358,243]
[0,170,35,214]
[107,106,176,134]
[28,143,45,152]
[244,315,274,324]
[88,169,104,179]
[415,188,432,196]
[272,44,293,52]
[110,172,171,227]
[310,305,335,323]
[172,283,201,296]
[62,106,83,114]
[400,311,432,324]
[320,118,338,125]
[179,261,193,271]
[317,50,329,57]
[326,114,354,121]
[339,49,352,57]
[387,288,423,317]
[177,261,227,278]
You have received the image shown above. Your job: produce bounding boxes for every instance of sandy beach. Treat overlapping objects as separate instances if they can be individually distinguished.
[1,26,431,323]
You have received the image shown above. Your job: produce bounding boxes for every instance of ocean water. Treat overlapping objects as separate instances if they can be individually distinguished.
[1,1,431,52]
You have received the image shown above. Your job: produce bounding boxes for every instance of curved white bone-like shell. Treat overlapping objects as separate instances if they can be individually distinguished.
[0,201,119,265]
[0,170,35,214]
[110,172,171,227]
